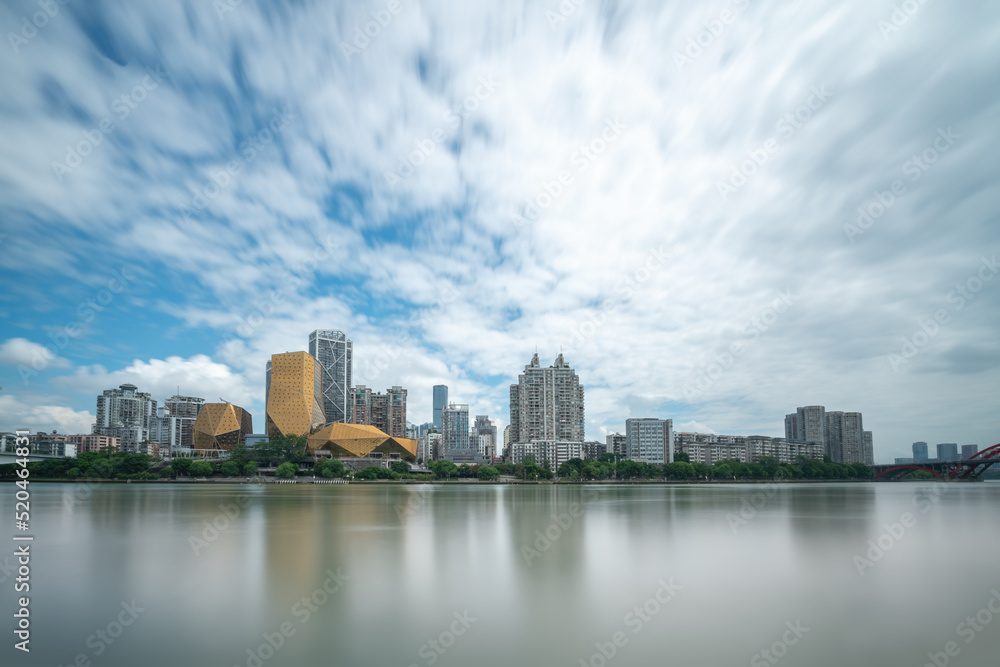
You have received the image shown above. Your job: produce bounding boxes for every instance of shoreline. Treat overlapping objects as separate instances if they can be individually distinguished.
[6,477,979,485]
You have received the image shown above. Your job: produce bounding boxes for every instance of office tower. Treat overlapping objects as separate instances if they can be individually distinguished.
[509,353,585,444]
[936,443,959,462]
[473,415,497,461]
[912,442,929,462]
[441,403,470,455]
[606,432,626,457]
[308,329,353,424]
[433,385,448,428]
[625,418,673,464]
[153,394,205,454]
[961,444,979,460]
[350,385,408,438]
[193,403,253,450]
[93,383,157,452]
[785,406,827,448]
[265,351,325,437]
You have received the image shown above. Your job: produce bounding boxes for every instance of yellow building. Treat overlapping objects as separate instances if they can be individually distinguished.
[266,351,325,437]
[307,423,417,461]
[192,403,253,450]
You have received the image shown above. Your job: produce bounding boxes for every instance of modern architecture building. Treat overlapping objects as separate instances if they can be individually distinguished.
[936,443,959,462]
[93,383,158,452]
[962,444,979,460]
[308,329,353,425]
[307,422,417,461]
[152,394,205,454]
[350,385,407,438]
[193,403,254,451]
[625,418,673,464]
[265,351,325,437]
[675,432,824,465]
[606,432,626,458]
[509,441,583,473]
[433,385,448,429]
[509,353,585,443]
[441,403,470,456]
[912,442,929,462]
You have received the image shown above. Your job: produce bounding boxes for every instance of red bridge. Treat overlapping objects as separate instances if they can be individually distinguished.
[872,443,1000,481]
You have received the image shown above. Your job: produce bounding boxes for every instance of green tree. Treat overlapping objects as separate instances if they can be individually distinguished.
[171,457,193,476]
[430,460,459,479]
[478,465,499,481]
[674,452,691,463]
[390,460,410,475]
[243,461,259,476]
[354,466,380,480]
[189,460,214,477]
[220,461,241,476]
[316,458,346,478]
[275,462,298,478]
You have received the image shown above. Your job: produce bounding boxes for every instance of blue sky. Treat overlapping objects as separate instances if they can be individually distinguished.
[1,0,998,462]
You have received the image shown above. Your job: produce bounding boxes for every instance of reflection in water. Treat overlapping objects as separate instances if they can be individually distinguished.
[2,482,999,667]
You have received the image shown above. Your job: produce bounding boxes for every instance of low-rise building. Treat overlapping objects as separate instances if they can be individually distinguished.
[675,432,823,465]
[509,441,583,473]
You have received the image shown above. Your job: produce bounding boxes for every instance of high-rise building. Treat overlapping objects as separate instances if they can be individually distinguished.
[265,351,325,437]
[473,415,497,461]
[433,385,448,429]
[503,425,511,460]
[152,395,205,454]
[418,431,441,464]
[912,442,929,462]
[625,418,673,464]
[962,444,979,460]
[308,329,353,425]
[862,430,873,466]
[350,385,408,438]
[825,411,865,464]
[785,406,827,448]
[606,432,626,458]
[93,383,157,452]
[509,353,585,444]
[441,403,470,455]
[582,441,607,459]
[936,443,959,462]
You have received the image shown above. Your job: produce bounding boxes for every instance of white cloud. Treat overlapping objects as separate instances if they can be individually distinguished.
[0,338,72,369]
[0,394,93,435]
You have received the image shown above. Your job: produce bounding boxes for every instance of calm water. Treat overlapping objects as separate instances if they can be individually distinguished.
[2,482,999,667]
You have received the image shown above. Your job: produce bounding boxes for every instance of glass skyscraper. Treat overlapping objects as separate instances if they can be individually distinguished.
[433,384,448,428]
[308,329,353,425]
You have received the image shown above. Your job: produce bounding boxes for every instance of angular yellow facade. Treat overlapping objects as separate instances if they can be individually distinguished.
[307,423,417,461]
[266,351,326,437]
[192,403,253,450]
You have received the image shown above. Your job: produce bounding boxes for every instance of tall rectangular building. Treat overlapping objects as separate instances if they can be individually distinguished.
[936,443,959,461]
[266,351,325,437]
[509,353,585,444]
[473,415,497,461]
[441,403,470,455]
[433,385,448,429]
[153,395,205,454]
[961,444,979,460]
[625,418,673,464]
[308,329,353,424]
[912,442,929,462]
[606,432,626,457]
[93,383,157,452]
[825,411,865,464]
[350,385,407,438]
[785,406,827,447]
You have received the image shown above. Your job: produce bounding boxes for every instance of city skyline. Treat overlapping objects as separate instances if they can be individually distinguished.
[1,2,998,464]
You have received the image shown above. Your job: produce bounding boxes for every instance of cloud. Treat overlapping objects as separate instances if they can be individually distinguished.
[0,394,93,435]
[0,338,72,369]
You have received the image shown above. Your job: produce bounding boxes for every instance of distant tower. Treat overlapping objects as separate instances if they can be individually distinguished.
[509,353,585,443]
[433,385,448,429]
[308,329,353,424]
[93,383,157,452]
[912,442,929,462]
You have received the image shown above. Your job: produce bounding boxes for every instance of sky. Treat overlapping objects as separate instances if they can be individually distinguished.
[0,0,998,463]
